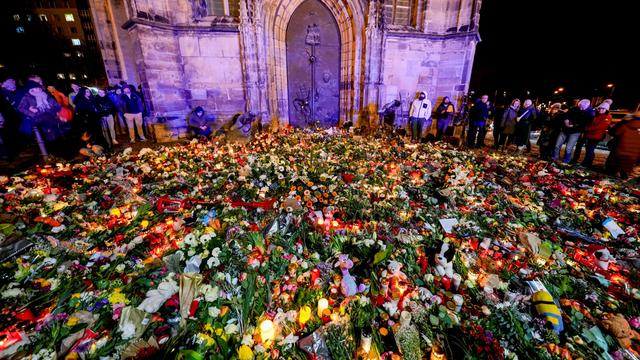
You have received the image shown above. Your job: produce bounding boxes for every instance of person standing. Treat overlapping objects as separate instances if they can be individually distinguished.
[435,97,455,141]
[571,99,610,164]
[74,87,107,151]
[467,94,489,148]
[580,102,612,168]
[605,111,640,178]
[409,91,432,143]
[495,98,520,150]
[17,82,63,154]
[96,88,118,147]
[68,83,81,109]
[552,99,592,163]
[537,103,563,161]
[121,86,146,143]
[514,99,537,152]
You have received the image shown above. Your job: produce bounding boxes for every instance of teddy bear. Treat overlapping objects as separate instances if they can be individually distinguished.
[588,244,616,271]
[335,254,366,297]
[432,241,455,278]
[600,313,640,353]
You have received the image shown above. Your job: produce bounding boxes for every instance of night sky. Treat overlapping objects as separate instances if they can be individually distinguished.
[470,0,638,109]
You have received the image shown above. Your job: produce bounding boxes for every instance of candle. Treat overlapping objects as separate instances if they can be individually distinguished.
[260,319,275,343]
[430,345,446,360]
[298,306,311,326]
[317,298,329,317]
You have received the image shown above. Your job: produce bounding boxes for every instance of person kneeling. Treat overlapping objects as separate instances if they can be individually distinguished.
[188,106,212,139]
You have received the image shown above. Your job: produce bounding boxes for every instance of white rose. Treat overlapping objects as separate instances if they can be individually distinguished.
[208,307,220,317]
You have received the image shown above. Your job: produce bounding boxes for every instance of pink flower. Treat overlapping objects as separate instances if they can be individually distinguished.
[629,317,640,329]
[112,303,125,320]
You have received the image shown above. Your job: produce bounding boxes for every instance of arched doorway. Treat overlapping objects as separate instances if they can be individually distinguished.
[285,0,340,127]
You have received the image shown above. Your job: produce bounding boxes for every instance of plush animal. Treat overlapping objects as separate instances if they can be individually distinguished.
[335,254,365,296]
[589,244,616,271]
[432,241,455,278]
[385,260,408,299]
[601,313,640,352]
[527,280,564,334]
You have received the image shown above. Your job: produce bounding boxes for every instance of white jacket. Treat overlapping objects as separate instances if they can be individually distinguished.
[409,91,432,119]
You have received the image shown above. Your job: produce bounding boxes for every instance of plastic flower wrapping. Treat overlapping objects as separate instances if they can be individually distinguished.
[0,131,639,360]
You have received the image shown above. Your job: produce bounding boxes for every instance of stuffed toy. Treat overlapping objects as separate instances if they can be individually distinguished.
[527,280,563,334]
[588,244,616,271]
[601,313,640,352]
[335,254,365,297]
[432,241,455,278]
[384,260,409,299]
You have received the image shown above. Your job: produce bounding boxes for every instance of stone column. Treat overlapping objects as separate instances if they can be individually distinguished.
[363,0,385,121]
[239,0,270,122]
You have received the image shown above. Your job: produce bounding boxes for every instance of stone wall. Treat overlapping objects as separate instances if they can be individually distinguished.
[381,34,476,112]
[179,32,246,118]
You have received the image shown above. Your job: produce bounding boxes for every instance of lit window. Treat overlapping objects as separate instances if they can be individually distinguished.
[71,38,81,46]
[16,26,25,33]
[76,51,83,57]
[83,74,88,79]
[39,14,48,21]
[65,13,74,22]
[383,0,416,27]
[69,73,77,80]
[206,0,240,17]
[13,14,20,21]
[56,73,65,79]
[26,15,32,22]
[63,52,71,57]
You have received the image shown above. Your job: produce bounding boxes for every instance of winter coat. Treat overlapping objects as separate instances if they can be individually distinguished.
[469,99,489,126]
[584,113,612,141]
[409,91,432,119]
[436,101,455,121]
[607,117,640,173]
[96,95,116,117]
[187,107,208,129]
[560,107,593,134]
[500,106,519,135]
[121,92,144,114]
[17,93,62,140]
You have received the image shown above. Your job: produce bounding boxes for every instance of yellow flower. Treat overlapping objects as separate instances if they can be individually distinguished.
[71,293,81,299]
[66,316,79,327]
[237,345,254,360]
[204,323,214,334]
[108,289,129,305]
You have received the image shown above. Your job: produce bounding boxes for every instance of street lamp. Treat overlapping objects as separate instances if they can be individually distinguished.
[557,87,564,93]
[607,83,615,97]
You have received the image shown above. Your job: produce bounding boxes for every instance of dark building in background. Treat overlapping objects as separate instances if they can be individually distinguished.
[0,0,107,87]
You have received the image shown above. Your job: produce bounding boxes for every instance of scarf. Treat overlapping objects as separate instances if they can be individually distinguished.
[33,90,51,111]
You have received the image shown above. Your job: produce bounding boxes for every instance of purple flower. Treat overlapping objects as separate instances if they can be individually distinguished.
[88,298,108,311]
[629,317,640,329]
[611,351,624,360]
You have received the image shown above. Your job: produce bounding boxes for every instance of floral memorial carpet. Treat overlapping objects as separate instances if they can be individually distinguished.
[0,131,639,360]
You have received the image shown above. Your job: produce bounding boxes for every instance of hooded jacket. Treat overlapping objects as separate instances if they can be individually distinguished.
[409,91,432,119]
[187,106,208,129]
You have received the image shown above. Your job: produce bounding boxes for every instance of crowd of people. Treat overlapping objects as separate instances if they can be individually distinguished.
[1,75,638,179]
[0,74,150,161]
[464,94,639,178]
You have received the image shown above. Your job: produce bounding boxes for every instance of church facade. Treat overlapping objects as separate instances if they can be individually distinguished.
[89,0,481,127]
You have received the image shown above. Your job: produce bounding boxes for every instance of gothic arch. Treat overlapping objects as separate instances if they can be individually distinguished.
[263,0,365,124]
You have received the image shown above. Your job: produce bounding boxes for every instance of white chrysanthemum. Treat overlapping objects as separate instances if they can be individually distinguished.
[120,322,136,340]
[208,306,220,317]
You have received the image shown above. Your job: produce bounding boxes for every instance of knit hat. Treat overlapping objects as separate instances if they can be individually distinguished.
[550,103,562,110]
[24,80,42,91]
[597,102,610,111]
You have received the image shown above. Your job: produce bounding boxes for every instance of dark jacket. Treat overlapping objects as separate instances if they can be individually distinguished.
[121,92,144,114]
[436,101,455,121]
[187,107,208,129]
[17,92,62,140]
[501,106,519,135]
[469,99,489,126]
[608,117,640,173]
[96,95,116,117]
[560,107,593,134]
